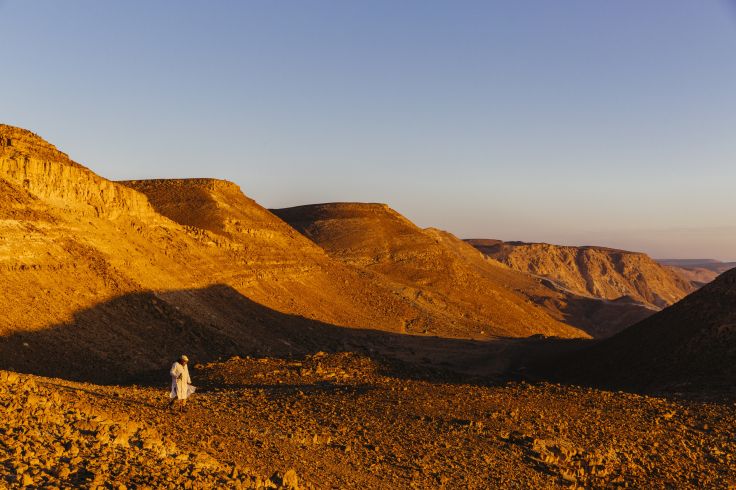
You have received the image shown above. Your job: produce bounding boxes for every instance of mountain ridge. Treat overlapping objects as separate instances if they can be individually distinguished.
[273,203,659,339]
[467,238,697,309]
[0,124,593,382]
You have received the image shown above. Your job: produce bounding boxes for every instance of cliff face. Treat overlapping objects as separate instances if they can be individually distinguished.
[468,240,696,309]
[0,125,157,220]
[0,126,430,381]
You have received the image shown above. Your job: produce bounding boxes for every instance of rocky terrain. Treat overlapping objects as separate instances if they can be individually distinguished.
[4,354,735,489]
[0,369,305,489]
[1,124,594,384]
[274,204,653,338]
[551,267,736,394]
[3,123,735,488]
[468,239,696,308]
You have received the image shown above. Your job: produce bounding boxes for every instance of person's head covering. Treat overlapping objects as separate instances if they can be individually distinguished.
[181,355,189,362]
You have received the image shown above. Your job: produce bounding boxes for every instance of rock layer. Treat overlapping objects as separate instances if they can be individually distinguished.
[273,203,588,339]
[0,125,157,220]
[0,125,592,383]
[468,239,696,308]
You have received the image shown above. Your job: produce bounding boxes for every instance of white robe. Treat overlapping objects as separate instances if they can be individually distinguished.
[170,362,192,400]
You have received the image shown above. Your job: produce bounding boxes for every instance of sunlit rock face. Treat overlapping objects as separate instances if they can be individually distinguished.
[468,239,697,308]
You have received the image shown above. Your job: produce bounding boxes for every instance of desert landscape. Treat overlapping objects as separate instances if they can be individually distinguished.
[1,124,735,489]
[2,2,735,488]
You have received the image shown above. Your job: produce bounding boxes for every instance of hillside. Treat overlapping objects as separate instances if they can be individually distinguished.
[468,239,696,309]
[272,203,652,339]
[0,124,589,384]
[123,181,593,339]
[552,268,736,392]
[0,126,440,381]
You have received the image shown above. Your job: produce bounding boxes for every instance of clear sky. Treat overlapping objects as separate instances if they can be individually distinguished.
[1,1,735,260]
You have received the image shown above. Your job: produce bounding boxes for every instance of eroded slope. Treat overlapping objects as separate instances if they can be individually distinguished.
[468,239,695,308]
[0,125,437,382]
[273,203,587,339]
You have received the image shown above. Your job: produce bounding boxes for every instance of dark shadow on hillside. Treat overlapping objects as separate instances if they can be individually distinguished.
[0,284,591,386]
[531,280,656,339]
[528,336,736,404]
[528,351,736,404]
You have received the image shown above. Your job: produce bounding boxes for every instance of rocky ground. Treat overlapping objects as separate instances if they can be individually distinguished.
[0,370,302,489]
[6,353,734,489]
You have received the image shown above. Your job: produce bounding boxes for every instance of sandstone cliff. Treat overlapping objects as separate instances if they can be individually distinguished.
[468,240,696,309]
[0,125,157,220]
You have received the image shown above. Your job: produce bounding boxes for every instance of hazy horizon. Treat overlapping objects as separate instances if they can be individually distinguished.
[2,1,735,260]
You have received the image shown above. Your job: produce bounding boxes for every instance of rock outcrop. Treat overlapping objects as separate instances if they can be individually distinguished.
[0,125,158,220]
[468,239,696,309]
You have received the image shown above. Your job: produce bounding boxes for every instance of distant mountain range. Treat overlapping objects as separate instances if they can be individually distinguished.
[656,259,736,271]
[655,259,736,287]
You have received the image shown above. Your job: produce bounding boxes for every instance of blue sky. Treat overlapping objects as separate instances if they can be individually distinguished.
[1,1,735,259]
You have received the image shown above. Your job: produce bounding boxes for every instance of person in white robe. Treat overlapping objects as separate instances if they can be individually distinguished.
[168,355,193,411]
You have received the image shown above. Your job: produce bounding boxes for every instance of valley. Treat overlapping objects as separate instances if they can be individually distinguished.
[1,124,735,489]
